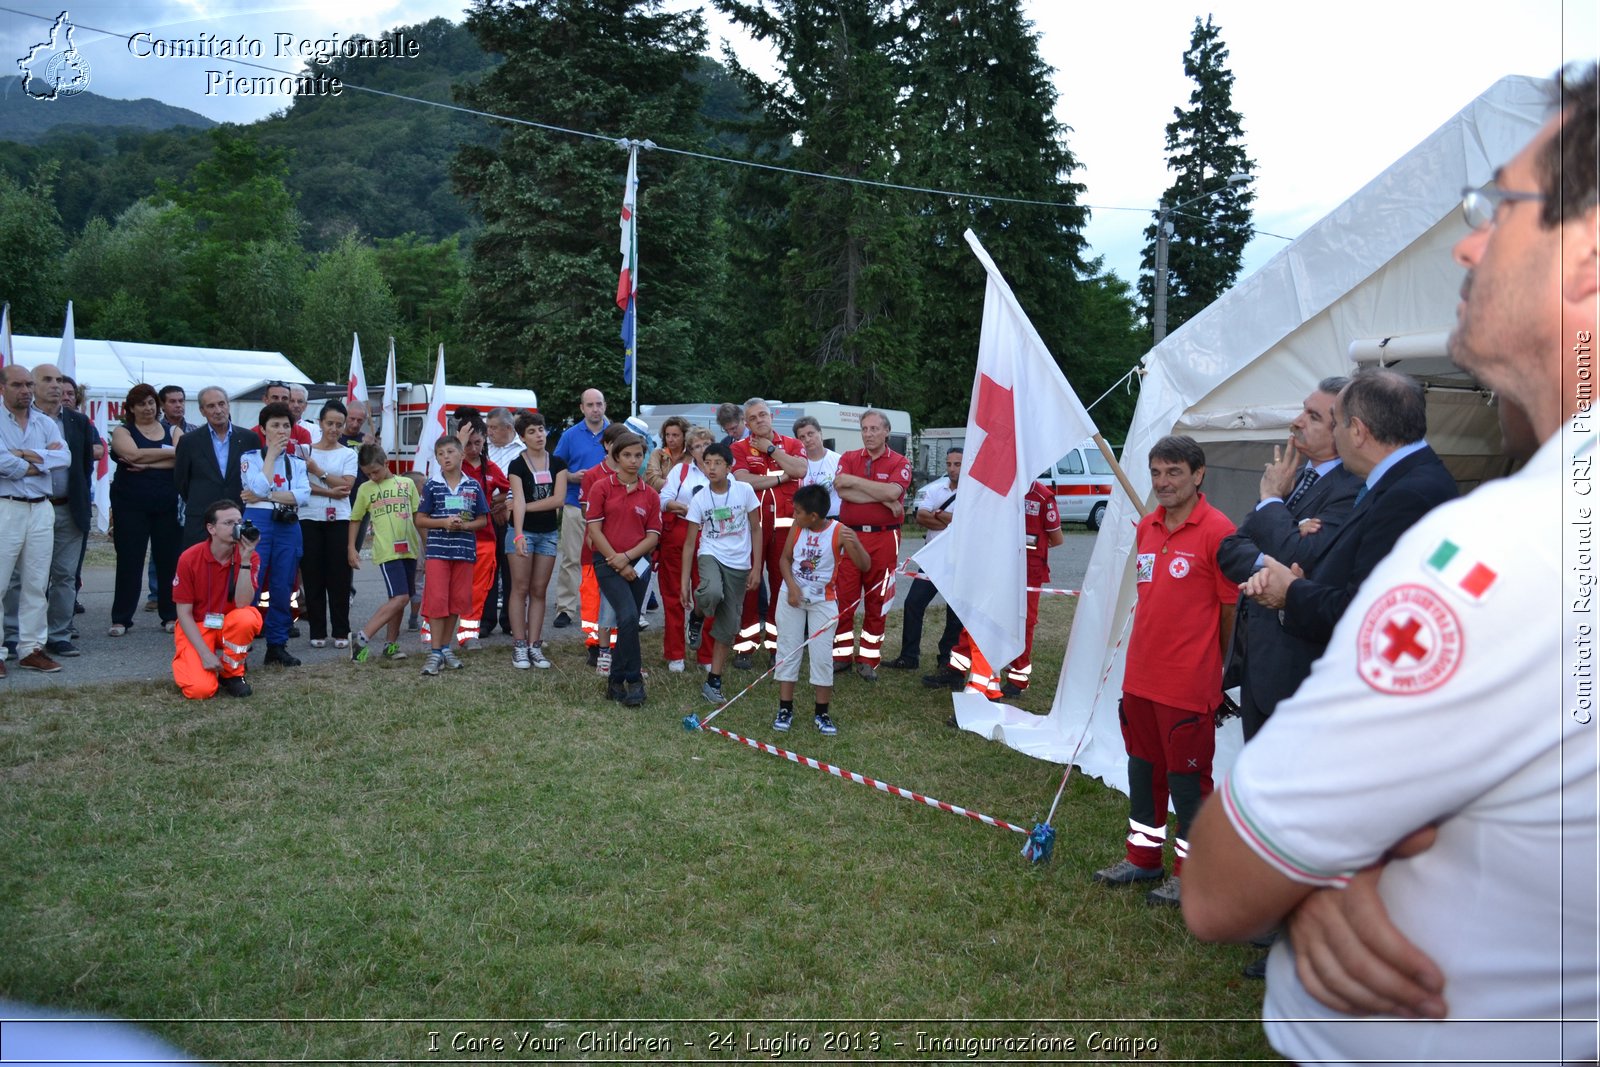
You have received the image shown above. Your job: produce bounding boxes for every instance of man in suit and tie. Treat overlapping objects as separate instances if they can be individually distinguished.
[174,387,259,549]
[1218,378,1361,740]
[3,362,95,659]
[1242,366,1457,648]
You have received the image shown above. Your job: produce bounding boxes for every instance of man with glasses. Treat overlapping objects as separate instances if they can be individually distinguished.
[171,500,263,699]
[1184,65,1599,1064]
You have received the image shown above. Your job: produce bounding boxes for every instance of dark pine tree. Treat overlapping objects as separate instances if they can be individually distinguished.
[1137,15,1255,344]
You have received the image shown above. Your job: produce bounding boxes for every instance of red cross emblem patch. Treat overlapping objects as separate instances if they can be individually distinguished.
[1355,584,1463,695]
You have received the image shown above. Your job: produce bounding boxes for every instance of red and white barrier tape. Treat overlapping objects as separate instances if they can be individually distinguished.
[697,721,1029,836]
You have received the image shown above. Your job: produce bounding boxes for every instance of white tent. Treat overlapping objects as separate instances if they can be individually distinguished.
[961,74,1551,791]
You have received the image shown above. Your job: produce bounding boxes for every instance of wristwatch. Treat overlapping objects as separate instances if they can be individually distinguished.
[765,444,777,457]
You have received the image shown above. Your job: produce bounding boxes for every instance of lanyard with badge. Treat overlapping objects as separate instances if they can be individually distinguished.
[708,488,735,536]
[202,548,240,629]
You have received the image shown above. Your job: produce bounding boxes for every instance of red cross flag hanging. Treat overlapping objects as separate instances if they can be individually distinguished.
[912,230,1098,672]
[347,333,369,408]
[414,344,449,477]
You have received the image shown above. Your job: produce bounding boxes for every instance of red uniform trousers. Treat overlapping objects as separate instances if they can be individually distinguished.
[173,607,263,700]
[832,528,898,666]
[737,510,789,656]
[456,545,497,643]
[1004,588,1043,690]
[658,521,713,664]
[1118,692,1215,876]
[580,558,603,648]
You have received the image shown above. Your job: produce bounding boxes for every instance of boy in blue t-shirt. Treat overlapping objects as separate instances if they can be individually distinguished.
[414,437,488,676]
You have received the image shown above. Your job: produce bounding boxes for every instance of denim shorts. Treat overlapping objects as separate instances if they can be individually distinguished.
[506,527,558,558]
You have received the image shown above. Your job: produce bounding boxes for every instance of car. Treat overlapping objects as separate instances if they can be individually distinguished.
[1045,439,1116,530]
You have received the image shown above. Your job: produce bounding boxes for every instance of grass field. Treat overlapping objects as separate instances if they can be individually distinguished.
[1,600,1278,1062]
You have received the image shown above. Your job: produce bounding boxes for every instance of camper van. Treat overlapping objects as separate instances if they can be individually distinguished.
[637,401,912,458]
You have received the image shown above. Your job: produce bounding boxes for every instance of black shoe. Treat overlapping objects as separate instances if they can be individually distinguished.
[646,591,660,611]
[1001,681,1024,699]
[1243,953,1269,980]
[686,615,703,650]
[606,678,627,702]
[220,675,252,698]
[732,653,752,670]
[922,668,963,690]
[288,625,302,638]
[622,679,646,707]
[554,611,572,629]
[264,644,301,667]
[74,601,85,615]
[4,641,17,658]
[587,645,600,668]
[45,640,80,657]
[1249,930,1279,950]
[884,656,918,670]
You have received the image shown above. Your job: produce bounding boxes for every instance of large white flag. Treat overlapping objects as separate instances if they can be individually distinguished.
[346,333,369,407]
[414,344,448,477]
[381,336,399,453]
[58,300,75,379]
[91,399,112,533]
[913,230,1098,670]
[0,303,11,368]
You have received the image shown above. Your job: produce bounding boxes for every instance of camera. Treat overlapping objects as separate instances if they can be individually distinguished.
[236,519,261,544]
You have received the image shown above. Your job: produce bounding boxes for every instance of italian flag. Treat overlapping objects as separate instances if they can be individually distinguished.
[1425,539,1498,601]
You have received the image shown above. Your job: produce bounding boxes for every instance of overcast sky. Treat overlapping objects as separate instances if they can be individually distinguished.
[2,1,1595,287]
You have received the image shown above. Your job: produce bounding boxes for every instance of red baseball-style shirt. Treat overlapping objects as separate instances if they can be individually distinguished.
[836,446,911,528]
[1024,481,1061,583]
[1122,493,1237,713]
[732,434,805,520]
[172,540,262,617]
[585,474,663,557]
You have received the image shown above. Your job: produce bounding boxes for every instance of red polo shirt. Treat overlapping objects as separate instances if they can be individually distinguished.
[585,474,662,557]
[172,540,262,617]
[836,446,911,528]
[462,457,509,547]
[1024,481,1061,583]
[732,434,804,519]
[1122,493,1237,712]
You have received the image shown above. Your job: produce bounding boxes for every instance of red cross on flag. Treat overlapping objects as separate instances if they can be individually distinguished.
[414,344,449,477]
[913,230,1098,672]
[346,332,369,407]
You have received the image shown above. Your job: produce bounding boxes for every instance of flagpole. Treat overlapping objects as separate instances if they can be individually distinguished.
[629,142,639,420]
[1093,433,1148,518]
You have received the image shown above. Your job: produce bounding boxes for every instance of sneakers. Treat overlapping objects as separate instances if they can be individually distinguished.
[922,668,963,690]
[44,640,80,657]
[854,663,878,682]
[1146,876,1182,908]
[814,710,838,735]
[407,610,420,631]
[383,642,406,660]
[1091,859,1165,886]
[686,615,703,650]
[553,611,572,629]
[461,637,483,651]
[773,707,793,732]
[667,659,685,673]
[351,631,370,662]
[596,649,612,676]
[219,675,252,698]
[732,653,752,670]
[264,645,301,667]
[512,642,531,669]
[701,679,724,705]
[18,649,62,673]
[646,591,660,611]
[622,679,646,707]
[421,651,444,676]
[637,614,650,631]
[527,643,551,669]
[440,647,465,670]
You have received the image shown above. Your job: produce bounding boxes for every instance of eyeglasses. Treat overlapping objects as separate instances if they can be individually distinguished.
[1460,185,1546,230]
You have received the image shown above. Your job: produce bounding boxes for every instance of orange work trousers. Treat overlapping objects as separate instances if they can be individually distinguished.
[173,607,263,700]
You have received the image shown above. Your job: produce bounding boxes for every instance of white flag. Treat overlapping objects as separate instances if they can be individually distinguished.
[0,303,12,368]
[58,300,75,379]
[414,344,448,478]
[91,399,112,533]
[381,336,399,454]
[913,230,1098,670]
[346,333,369,407]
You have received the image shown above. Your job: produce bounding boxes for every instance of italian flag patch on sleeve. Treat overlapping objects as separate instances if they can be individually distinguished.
[1424,539,1498,602]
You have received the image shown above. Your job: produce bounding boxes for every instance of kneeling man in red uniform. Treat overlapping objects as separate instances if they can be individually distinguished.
[172,499,264,699]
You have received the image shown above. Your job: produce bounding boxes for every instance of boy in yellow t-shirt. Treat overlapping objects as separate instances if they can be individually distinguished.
[348,444,421,661]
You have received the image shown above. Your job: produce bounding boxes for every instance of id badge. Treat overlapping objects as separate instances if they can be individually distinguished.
[711,506,733,523]
[533,470,553,485]
[326,506,336,521]
[442,494,466,513]
[204,612,225,630]
[394,540,411,556]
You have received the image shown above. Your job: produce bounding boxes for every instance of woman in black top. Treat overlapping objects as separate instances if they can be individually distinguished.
[109,383,182,635]
[505,412,568,669]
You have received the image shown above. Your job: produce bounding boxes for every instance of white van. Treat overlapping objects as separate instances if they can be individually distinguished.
[1045,438,1117,530]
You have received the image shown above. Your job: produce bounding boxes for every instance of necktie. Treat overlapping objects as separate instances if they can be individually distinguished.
[1286,467,1319,510]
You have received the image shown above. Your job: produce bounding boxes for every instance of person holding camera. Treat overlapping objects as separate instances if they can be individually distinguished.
[240,402,310,667]
[171,500,263,699]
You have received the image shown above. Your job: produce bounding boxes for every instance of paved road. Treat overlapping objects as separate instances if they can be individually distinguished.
[2,529,1100,693]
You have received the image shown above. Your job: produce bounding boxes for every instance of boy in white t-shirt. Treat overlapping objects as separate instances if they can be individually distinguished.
[775,484,868,735]
[681,442,762,706]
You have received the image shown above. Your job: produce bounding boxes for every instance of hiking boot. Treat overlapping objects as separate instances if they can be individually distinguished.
[922,668,963,690]
[554,611,572,629]
[622,678,646,707]
[383,642,406,660]
[440,647,465,671]
[855,663,878,682]
[1092,859,1164,886]
[219,675,252,698]
[527,643,551,669]
[701,679,724,705]
[421,651,443,676]
[814,710,838,735]
[1001,681,1025,699]
[883,655,918,670]
[1146,876,1182,908]
[773,707,793,732]
[263,645,301,667]
[512,642,531,670]
[732,653,752,670]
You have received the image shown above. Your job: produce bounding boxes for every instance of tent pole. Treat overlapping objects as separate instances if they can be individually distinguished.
[1093,433,1149,519]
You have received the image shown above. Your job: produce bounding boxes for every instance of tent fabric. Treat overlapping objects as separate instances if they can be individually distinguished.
[7,334,309,403]
[953,74,1551,792]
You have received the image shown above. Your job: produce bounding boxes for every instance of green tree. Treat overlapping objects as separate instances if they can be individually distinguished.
[0,163,67,331]
[452,0,722,416]
[375,233,468,383]
[298,232,401,382]
[1137,15,1256,342]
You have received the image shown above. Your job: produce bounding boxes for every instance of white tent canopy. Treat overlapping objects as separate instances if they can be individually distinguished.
[7,334,310,406]
[971,74,1551,791]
